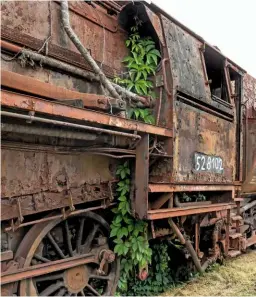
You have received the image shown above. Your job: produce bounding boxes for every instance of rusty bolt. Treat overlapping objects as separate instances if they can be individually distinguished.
[119,101,125,108]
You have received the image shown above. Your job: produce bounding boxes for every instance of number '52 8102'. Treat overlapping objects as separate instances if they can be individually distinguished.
[193,152,224,173]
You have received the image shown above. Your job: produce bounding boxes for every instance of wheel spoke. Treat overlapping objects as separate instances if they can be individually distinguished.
[81,224,99,253]
[47,232,66,259]
[76,218,85,253]
[54,287,67,296]
[87,284,100,296]
[35,272,64,283]
[33,253,50,263]
[39,281,64,296]
[64,220,74,256]
[80,290,85,296]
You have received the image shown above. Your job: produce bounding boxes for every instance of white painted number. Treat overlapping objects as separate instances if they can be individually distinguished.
[195,155,201,171]
[207,157,211,170]
[201,156,206,170]
[194,153,223,173]
[219,159,223,171]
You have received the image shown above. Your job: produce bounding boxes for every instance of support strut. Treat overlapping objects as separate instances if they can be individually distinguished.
[168,219,204,273]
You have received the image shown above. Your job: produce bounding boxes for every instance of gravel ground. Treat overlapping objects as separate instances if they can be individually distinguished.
[163,250,256,296]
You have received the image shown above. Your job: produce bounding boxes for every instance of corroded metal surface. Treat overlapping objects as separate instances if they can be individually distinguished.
[6,212,120,296]
[1,70,125,111]
[1,43,106,98]
[148,203,234,220]
[1,254,96,285]
[1,149,113,220]
[172,101,236,183]
[243,74,256,191]
[148,183,235,193]
[1,91,173,137]
[1,2,255,290]
[1,1,128,76]
[134,134,149,219]
[161,15,211,102]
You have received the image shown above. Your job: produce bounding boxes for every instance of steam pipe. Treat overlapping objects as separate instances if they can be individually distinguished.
[1,111,141,140]
[1,122,108,142]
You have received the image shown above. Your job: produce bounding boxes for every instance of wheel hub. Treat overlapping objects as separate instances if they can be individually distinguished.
[64,265,89,293]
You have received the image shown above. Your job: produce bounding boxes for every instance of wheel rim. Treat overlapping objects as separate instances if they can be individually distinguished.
[15,212,119,296]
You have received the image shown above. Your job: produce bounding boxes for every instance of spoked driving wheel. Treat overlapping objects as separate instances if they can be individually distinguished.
[15,212,120,296]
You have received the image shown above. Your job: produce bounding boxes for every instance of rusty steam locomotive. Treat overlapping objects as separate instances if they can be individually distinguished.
[1,1,255,296]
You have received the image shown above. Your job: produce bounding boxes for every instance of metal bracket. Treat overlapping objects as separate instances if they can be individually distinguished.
[108,98,126,111]
[26,110,35,124]
[134,134,149,219]
[155,75,164,87]
[68,189,75,212]
[17,198,24,223]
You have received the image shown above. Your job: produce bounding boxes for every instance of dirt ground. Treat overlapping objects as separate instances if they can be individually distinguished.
[163,250,256,296]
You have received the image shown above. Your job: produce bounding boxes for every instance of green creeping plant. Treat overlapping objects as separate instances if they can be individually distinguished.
[114,25,161,124]
[110,161,152,294]
[111,25,166,295]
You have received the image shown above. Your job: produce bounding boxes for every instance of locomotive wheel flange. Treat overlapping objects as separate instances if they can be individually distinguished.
[13,211,120,296]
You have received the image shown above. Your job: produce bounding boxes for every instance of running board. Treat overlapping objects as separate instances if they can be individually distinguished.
[148,184,235,193]
[148,203,234,220]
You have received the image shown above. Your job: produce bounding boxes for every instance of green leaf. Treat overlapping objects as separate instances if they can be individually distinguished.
[146,54,152,65]
[113,237,123,244]
[146,44,155,52]
[135,83,144,95]
[126,201,131,214]
[121,169,126,179]
[127,81,134,91]
[123,215,132,224]
[121,227,128,237]
[145,80,153,88]
[122,56,133,63]
[128,224,134,232]
[129,71,136,82]
[149,53,158,65]
[118,195,127,202]
[142,70,148,80]
[115,215,122,224]
[134,109,140,120]
[135,71,142,81]
[125,39,131,47]
[111,207,118,214]
[125,178,130,185]
[121,188,128,196]
[118,181,125,187]
[149,49,161,57]
[110,228,118,237]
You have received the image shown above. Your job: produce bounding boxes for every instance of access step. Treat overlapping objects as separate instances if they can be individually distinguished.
[228,250,241,258]
[229,233,242,239]
[233,198,244,202]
